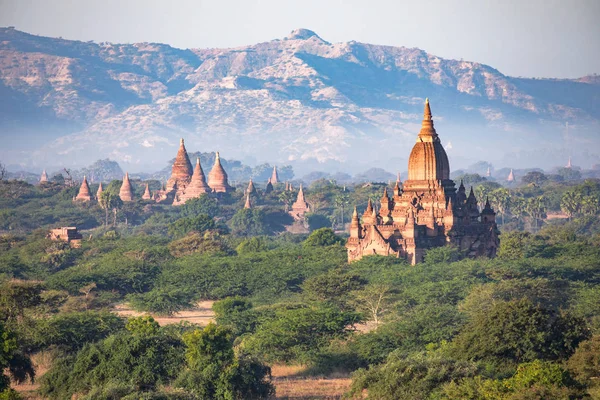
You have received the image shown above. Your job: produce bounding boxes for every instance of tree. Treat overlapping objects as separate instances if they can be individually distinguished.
[303,228,342,247]
[302,271,366,310]
[0,321,35,393]
[567,335,600,388]
[350,284,394,326]
[581,195,600,216]
[521,171,548,186]
[230,208,269,236]
[334,192,350,229]
[168,214,216,237]
[176,323,274,399]
[0,161,6,181]
[452,299,589,364]
[490,188,511,225]
[561,190,582,220]
[278,191,296,212]
[180,195,221,218]
[526,196,546,231]
[305,213,332,231]
[98,191,122,227]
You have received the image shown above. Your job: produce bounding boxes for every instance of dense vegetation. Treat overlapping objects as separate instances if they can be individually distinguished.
[0,169,599,399]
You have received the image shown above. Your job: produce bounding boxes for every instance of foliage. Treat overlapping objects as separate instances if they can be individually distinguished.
[452,299,590,364]
[175,323,274,399]
[303,227,343,247]
[305,213,331,231]
[40,331,185,399]
[127,288,193,316]
[347,349,480,400]
[243,305,361,363]
[168,214,216,237]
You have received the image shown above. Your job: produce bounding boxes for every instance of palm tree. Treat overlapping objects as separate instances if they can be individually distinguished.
[490,188,511,225]
[278,191,296,212]
[560,190,582,221]
[526,196,546,232]
[581,195,600,216]
[334,192,350,229]
[99,191,122,227]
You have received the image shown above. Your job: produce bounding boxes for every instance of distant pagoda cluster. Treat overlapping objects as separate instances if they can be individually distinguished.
[67,139,310,217]
[346,99,499,265]
[70,139,234,205]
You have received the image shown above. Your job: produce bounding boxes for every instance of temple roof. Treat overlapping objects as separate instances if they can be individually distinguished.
[170,138,193,181]
[407,99,450,181]
[119,172,133,201]
[75,175,92,201]
[96,182,103,199]
[142,183,151,200]
[271,166,279,184]
[207,152,231,192]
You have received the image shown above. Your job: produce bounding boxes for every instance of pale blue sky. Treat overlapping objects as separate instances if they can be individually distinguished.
[0,0,598,78]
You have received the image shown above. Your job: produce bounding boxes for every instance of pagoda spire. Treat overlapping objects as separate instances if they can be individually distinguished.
[40,170,48,183]
[507,169,515,182]
[167,138,193,190]
[119,172,133,202]
[265,178,274,194]
[96,182,103,200]
[244,193,252,209]
[75,175,92,201]
[142,183,151,200]
[417,97,438,141]
[246,178,256,195]
[566,156,572,169]
[271,166,279,184]
[207,152,232,193]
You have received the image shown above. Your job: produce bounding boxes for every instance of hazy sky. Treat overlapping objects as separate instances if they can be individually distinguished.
[0,0,598,78]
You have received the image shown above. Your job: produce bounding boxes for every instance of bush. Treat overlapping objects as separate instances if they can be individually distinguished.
[303,228,343,247]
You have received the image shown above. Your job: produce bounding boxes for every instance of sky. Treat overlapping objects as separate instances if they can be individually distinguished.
[0,0,599,78]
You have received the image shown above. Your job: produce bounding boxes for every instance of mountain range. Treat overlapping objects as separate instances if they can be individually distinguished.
[1,27,598,173]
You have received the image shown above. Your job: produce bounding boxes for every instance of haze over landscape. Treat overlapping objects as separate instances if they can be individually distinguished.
[0,0,599,176]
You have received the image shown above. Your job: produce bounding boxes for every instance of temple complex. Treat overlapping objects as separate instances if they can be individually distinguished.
[290,184,310,220]
[119,173,133,202]
[75,176,92,201]
[173,157,211,205]
[346,99,499,265]
[207,152,233,193]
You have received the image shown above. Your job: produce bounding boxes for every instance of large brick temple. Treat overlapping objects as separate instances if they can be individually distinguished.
[346,99,499,264]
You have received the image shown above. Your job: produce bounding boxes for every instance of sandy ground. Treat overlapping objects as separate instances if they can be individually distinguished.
[112,300,216,326]
[271,364,352,400]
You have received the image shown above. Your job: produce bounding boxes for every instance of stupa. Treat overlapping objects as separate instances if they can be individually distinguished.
[174,158,211,205]
[142,183,151,200]
[244,193,253,209]
[346,99,499,264]
[507,169,515,182]
[96,182,104,200]
[207,152,232,193]
[265,178,274,194]
[40,170,48,183]
[271,166,279,184]
[75,176,92,201]
[167,138,193,191]
[119,173,133,202]
[246,179,256,195]
[290,184,310,220]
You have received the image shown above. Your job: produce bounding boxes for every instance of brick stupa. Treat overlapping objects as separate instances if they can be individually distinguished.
[346,99,499,264]
[271,166,279,184]
[119,173,133,202]
[142,183,151,200]
[246,179,256,195]
[167,138,193,192]
[39,170,48,183]
[290,184,310,220]
[207,152,232,193]
[174,158,211,205]
[96,182,103,200]
[244,193,253,209]
[75,176,92,202]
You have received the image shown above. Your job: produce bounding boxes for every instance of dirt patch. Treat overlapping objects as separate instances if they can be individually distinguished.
[112,300,215,326]
[271,364,352,400]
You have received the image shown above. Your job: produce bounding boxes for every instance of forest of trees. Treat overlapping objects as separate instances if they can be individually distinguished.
[0,167,599,399]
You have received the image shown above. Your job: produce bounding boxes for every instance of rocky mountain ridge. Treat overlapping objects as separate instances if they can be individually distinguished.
[1,27,598,171]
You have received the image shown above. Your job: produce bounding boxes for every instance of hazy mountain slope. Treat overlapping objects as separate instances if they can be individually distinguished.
[0,27,598,171]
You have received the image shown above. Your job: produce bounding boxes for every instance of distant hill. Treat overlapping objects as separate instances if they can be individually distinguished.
[0,27,598,172]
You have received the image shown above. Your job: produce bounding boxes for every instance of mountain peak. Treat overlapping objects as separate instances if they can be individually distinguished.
[285,28,325,42]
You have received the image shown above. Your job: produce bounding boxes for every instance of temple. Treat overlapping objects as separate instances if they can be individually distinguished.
[40,170,48,183]
[346,99,499,265]
[290,184,310,220]
[208,152,233,193]
[75,176,92,201]
[142,183,152,200]
[119,173,133,202]
[507,169,515,182]
[271,166,279,184]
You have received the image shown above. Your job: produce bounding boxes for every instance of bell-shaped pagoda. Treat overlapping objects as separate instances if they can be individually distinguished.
[207,152,232,193]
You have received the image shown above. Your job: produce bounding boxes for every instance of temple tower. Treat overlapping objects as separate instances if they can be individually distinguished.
[96,182,104,200]
[244,193,253,209]
[40,170,48,184]
[207,152,232,193]
[142,183,151,200]
[271,166,279,184]
[507,169,515,182]
[246,179,257,195]
[75,176,92,201]
[167,138,193,191]
[346,98,498,264]
[290,184,310,220]
[119,173,133,202]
